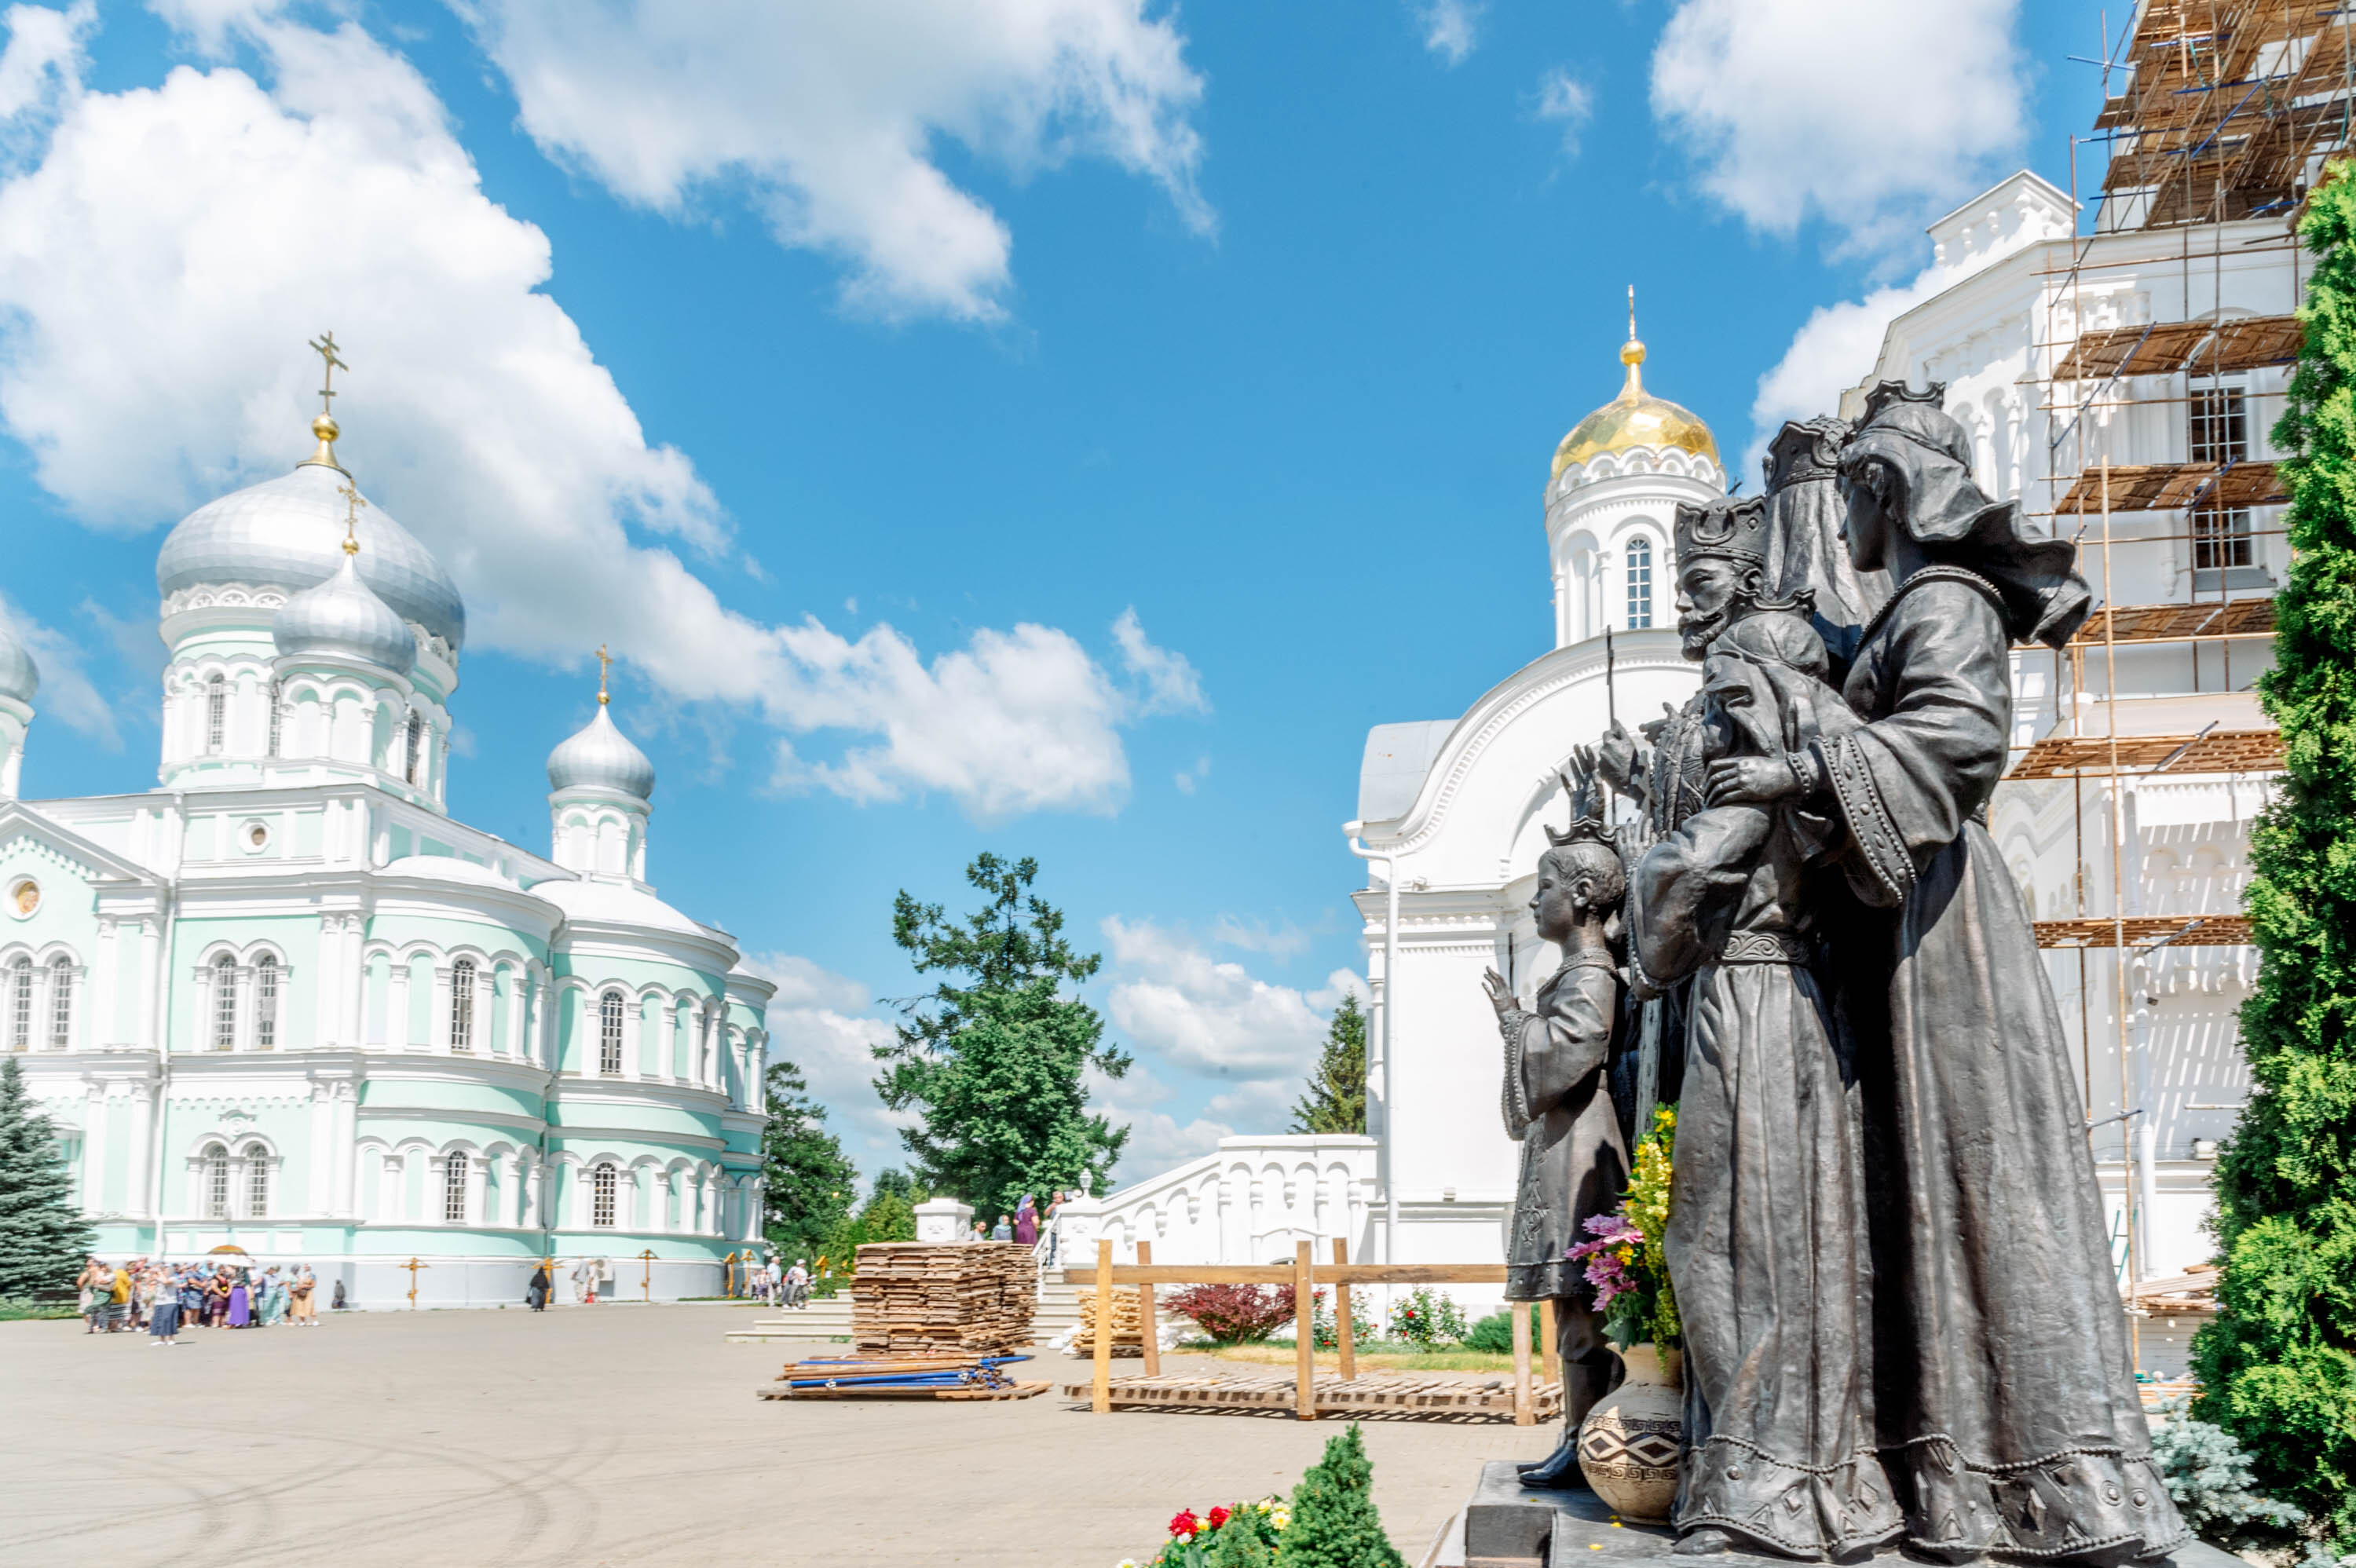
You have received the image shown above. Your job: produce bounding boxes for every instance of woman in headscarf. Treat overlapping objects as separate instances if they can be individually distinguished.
[226,1269,251,1329]
[1708,389,2184,1564]
[1012,1193,1038,1247]
[526,1260,551,1312]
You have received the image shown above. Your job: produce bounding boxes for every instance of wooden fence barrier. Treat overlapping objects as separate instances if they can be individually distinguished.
[1065,1241,1527,1423]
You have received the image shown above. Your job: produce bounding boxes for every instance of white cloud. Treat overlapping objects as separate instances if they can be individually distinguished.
[1650,0,2027,257]
[1411,0,1480,65]
[1102,915,1333,1079]
[0,5,1200,821]
[742,950,911,1171]
[1113,605,1206,717]
[1534,67,1593,155]
[457,0,1210,323]
[744,951,874,1014]
[1173,755,1209,795]
[1088,1062,1232,1181]
[1744,213,2045,469]
[0,0,86,126]
[1209,913,1309,960]
[0,590,115,748]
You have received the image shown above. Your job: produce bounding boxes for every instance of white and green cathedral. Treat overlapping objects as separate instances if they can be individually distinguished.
[0,408,774,1307]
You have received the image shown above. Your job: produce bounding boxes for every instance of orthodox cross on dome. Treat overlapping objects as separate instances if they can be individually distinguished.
[335,481,367,555]
[595,644,612,705]
[307,331,347,415]
[1620,283,1646,396]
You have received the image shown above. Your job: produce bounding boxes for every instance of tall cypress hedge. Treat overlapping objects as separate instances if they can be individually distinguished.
[2190,161,2356,1553]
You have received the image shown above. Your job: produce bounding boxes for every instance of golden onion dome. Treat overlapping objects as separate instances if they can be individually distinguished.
[1550,330,1719,482]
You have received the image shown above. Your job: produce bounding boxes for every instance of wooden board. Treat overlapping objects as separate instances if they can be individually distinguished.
[758,1380,1050,1402]
[1057,1263,1511,1288]
[1056,1372,1560,1421]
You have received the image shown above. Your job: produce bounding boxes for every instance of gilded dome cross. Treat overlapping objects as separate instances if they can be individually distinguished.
[335,481,366,555]
[307,331,347,415]
[595,644,612,704]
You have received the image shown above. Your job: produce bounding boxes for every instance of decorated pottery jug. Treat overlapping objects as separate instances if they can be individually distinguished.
[1576,1343,1684,1522]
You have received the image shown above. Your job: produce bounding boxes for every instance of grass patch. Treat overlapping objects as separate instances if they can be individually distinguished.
[1198,1341,1519,1373]
[0,1299,81,1321]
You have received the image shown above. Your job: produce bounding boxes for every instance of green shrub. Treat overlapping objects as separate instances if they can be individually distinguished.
[1282,1423,1405,1568]
[1463,1304,1541,1356]
[1385,1286,1468,1350]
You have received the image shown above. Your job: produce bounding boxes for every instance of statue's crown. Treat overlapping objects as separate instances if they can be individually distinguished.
[1763,415,1851,491]
[1543,757,1612,850]
[1857,378,1948,427]
[1674,495,1770,567]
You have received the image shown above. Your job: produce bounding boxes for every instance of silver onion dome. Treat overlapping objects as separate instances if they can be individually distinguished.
[547,704,656,800]
[272,550,418,676]
[158,462,466,651]
[0,616,37,704]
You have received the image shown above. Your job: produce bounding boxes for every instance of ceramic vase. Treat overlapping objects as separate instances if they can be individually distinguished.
[1576,1342,1684,1522]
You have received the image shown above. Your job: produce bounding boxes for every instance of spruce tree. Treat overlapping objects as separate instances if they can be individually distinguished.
[0,1056,93,1296]
[874,853,1131,1216]
[1289,993,1367,1135]
[2190,160,2356,1554]
[759,1058,857,1267]
[1280,1423,1406,1568]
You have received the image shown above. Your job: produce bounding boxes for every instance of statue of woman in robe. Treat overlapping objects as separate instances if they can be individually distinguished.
[1707,387,2187,1564]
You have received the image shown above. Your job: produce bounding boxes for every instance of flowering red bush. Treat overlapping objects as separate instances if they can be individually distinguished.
[1169,1510,1200,1540]
[1164,1282,1297,1343]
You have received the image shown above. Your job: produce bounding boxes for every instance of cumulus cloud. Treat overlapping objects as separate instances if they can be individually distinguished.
[1208,913,1310,960]
[0,4,1200,820]
[1113,605,1206,717]
[1102,915,1338,1080]
[0,590,115,748]
[1173,755,1209,795]
[456,0,1210,323]
[0,0,86,127]
[1534,67,1593,155]
[1650,0,2028,257]
[1411,0,1480,65]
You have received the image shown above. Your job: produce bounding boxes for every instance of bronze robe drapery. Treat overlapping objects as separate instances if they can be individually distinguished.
[1629,650,1900,1559]
[1500,952,1628,1303]
[1818,570,2186,1563]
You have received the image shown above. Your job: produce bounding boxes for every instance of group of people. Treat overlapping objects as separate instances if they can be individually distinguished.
[77,1257,324,1344]
[744,1255,810,1307]
[969,1190,1076,1253]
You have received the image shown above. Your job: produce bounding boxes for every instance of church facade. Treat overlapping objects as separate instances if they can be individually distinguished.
[2,404,774,1307]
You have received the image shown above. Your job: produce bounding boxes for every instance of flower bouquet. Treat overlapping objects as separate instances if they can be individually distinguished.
[1568,1104,1680,1351]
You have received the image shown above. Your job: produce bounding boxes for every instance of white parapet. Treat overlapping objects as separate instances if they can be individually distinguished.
[1052,1135,1378,1266]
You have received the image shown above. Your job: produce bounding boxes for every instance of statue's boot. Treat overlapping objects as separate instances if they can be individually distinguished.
[1671,1529,1737,1556]
[1514,1430,1588,1489]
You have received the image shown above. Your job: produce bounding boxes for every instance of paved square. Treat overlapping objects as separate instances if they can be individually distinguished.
[0,1306,1555,1566]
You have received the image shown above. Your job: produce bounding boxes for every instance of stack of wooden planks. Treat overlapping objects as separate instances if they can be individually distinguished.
[760,1353,1048,1402]
[1057,1371,1562,1421]
[851,1241,1037,1357]
[1073,1285,1147,1356]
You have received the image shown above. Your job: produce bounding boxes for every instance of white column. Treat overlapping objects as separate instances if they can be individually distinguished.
[82,1087,110,1213]
[465,1155,488,1229]
[343,918,366,1048]
[331,1084,357,1217]
[137,916,163,1052]
[534,978,554,1071]
[525,1159,543,1230]
[93,919,118,1048]
[305,1084,334,1215]
[430,966,452,1051]
[122,1083,153,1223]
[389,961,412,1050]
[503,970,524,1058]
[470,973,491,1060]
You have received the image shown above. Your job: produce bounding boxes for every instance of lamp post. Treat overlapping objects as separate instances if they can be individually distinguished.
[1342,821,1401,1312]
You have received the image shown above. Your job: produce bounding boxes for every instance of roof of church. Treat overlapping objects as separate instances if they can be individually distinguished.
[547,704,656,800]
[1550,332,1718,481]
[0,616,36,704]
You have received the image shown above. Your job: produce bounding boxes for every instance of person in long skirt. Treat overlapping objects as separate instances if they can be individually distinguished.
[1012,1194,1038,1246]
[526,1262,550,1312]
[289,1266,316,1325]
[226,1271,251,1329]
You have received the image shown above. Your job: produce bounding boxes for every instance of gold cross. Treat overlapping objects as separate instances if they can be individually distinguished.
[1626,284,1637,341]
[335,482,367,554]
[595,644,612,705]
[307,331,348,415]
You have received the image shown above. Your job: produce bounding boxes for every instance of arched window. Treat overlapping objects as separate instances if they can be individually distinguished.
[1625,537,1654,630]
[47,956,71,1049]
[591,1162,617,1228]
[253,954,278,1051]
[404,713,423,784]
[243,1142,269,1219]
[598,990,624,1075]
[266,678,284,757]
[7,956,31,1051]
[202,1143,230,1219]
[449,959,476,1052]
[211,954,238,1050]
[205,674,228,754]
[444,1153,470,1223]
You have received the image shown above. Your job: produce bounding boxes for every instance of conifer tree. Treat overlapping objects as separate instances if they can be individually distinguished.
[1289,993,1367,1135]
[759,1058,857,1267]
[0,1057,93,1296]
[2190,160,2356,1554]
[874,853,1131,1217]
[1279,1423,1406,1568]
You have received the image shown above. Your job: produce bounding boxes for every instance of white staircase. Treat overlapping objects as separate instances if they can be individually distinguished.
[723,1295,854,1342]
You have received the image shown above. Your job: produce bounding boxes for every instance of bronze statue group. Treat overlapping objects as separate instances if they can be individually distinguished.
[1487,385,2190,1564]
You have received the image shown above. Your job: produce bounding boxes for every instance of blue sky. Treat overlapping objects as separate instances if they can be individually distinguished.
[0,0,2114,1186]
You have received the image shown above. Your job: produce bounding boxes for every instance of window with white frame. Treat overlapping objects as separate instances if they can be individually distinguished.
[2190,383,2256,571]
[444,1153,469,1223]
[243,1142,269,1218]
[7,956,30,1051]
[254,954,278,1051]
[47,956,71,1049]
[211,955,238,1050]
[266,678,283,757]
[203,1143,230,1219]
[1626,537,1654,630]
[450,960,476,1052]
[591,1162,617,1227]
[404,713,423,784]
[598,990,624,1075]
[205,674,228,754]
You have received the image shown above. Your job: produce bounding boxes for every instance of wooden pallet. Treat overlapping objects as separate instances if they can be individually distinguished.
[759,1380,1050,1402]
[1057,1372,1560,1420]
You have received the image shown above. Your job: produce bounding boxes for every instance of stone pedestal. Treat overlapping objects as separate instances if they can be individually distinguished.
[1448,1460,2244,1568]
[913,1197,974,1243]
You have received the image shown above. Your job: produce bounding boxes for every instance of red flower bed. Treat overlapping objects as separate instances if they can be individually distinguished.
[1163,1282,1297,1343]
